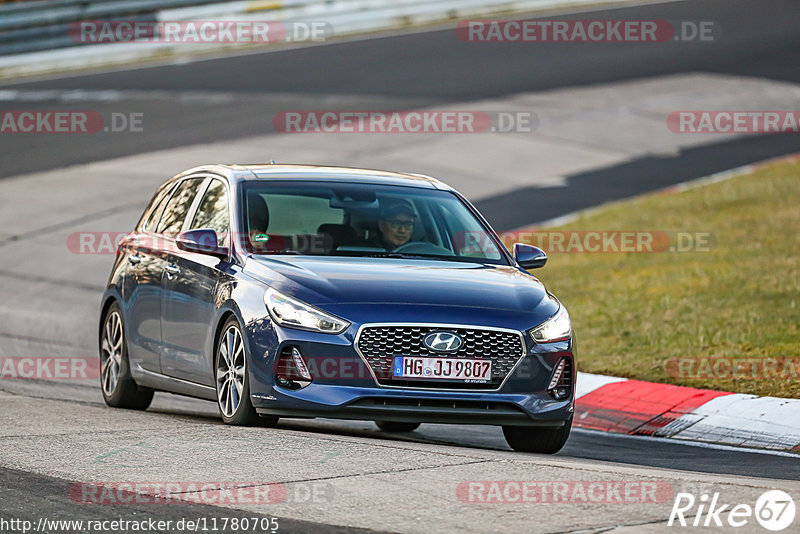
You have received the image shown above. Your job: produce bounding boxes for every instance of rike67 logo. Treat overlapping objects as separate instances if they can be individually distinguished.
[668,490,795,531]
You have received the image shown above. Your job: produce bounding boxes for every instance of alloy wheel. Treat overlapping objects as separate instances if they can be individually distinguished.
[100,311,123,396]
[216,325,246,418]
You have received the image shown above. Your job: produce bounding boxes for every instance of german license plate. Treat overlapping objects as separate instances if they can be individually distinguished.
[393,356,492,382]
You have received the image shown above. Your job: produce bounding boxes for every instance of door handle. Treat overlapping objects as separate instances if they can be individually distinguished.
[128,255,142,265]
[165,264,180,276]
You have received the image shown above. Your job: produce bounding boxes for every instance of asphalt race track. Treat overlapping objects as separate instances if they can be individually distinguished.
[2,0,800,179]
[1,0,800,532]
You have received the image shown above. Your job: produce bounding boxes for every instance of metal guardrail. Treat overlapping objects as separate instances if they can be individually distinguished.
[0,0,239,56]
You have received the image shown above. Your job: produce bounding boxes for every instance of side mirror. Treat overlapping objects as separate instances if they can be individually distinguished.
[513,243,547,269]
[176,229,228,258]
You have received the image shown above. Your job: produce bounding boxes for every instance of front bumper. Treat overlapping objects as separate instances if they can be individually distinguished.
[244,319,575,427]
[254,385,571,427]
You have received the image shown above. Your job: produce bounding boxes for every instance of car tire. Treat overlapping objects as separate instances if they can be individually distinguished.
[99,302,154,410]
[502,416,572,454]
[215,317,260,426]
[375,421,421,432]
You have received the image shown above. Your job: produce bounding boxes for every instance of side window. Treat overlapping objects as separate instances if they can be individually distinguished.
[190,180,230,246]
[157,179,203,237]
[139,183,175,232]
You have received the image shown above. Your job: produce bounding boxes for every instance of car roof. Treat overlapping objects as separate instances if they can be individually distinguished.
[173,164,452,190]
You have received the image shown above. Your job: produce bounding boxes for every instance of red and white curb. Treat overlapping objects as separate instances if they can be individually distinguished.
[574,372,800,452]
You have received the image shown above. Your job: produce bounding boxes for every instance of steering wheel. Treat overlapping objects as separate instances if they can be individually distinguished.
[392,241,454,256]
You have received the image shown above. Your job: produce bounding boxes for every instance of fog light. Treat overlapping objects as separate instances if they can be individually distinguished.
[553,386,570,400]
[275,346,312,390]
[276,376,292,388]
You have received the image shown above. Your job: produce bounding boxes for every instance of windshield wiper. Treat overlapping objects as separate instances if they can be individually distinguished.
[363,252,499,264]
[362,252,457,260]
[363,252,407,258]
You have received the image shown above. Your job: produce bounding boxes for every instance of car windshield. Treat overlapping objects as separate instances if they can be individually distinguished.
[240,181,508,264]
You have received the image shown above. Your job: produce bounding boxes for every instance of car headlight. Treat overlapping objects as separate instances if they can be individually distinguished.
[530,306,571,343]
[264,288,350,334]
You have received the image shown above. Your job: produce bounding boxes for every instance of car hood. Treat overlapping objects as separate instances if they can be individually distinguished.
[243,256,557,326]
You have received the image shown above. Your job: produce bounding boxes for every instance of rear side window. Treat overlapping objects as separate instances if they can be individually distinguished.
[190,180,230,246]
[139,182,176,232]
[157,178,204,237]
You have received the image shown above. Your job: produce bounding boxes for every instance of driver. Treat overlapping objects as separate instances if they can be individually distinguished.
[377,200,416,251]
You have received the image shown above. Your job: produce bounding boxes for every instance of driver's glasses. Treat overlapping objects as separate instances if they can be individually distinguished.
[386,218,415,231]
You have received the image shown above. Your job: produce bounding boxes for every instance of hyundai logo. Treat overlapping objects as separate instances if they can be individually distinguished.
[423,331,463,352]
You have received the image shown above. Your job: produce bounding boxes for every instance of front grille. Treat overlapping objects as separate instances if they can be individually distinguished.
[356,325,524,389]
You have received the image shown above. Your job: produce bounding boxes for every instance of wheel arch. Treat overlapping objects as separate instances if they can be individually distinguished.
[211,306,246,375]
[98,294,121,348]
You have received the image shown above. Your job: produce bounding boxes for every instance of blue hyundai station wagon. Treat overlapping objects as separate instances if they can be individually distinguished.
[100,164,575,453]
